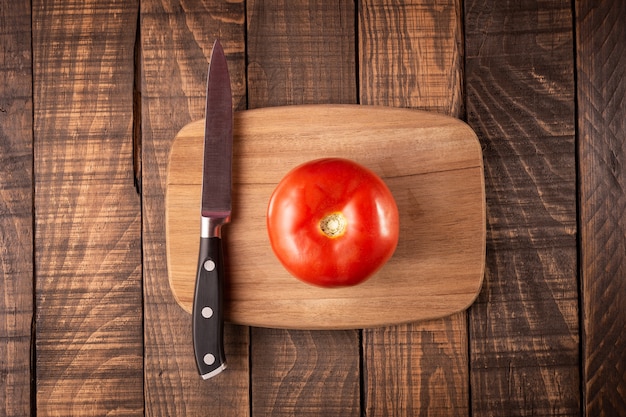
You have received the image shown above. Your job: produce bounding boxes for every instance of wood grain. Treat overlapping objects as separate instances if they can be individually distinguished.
[359,0,464,115]
[246,0,357,108]
[32,1,143,415]
[246,2,361,415]
[251,328,360,416]
[364,323,469,415]
[465,1,579,414]
[358,1,471,416]
[3,1,622,415]
[0,2,33,415]
[576,1,626,415]
[166,105,485,328]
[140,0,250,415]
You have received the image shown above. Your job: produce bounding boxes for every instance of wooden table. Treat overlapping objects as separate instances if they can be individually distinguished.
[1,1,624,415]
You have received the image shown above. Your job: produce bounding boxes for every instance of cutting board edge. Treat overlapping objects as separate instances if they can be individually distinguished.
[228,284,485,330]
[165,104,487,329]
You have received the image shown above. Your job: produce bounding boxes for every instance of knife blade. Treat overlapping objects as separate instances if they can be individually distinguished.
[192,39,232,380]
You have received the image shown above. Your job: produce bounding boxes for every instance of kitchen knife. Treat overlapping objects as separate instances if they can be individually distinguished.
[192,39,232,379]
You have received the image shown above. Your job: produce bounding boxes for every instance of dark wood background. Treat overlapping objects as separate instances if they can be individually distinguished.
[1,0,624,415]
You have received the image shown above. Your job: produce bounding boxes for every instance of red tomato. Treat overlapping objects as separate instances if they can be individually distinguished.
[266,158,400,287]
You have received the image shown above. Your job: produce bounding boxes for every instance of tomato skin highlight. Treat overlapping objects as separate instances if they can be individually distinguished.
[267,158,400,287]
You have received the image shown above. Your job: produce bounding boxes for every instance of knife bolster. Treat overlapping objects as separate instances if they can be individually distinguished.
[201,214,231,238]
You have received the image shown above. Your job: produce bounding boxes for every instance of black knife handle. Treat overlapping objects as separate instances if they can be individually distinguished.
[193,236,226,379]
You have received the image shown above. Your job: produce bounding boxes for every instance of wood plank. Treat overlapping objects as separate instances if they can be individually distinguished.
[576,1,626,415]
[32,1,144,415]
[140,0,250,415]
[251,328,360,416]
[0,2,33,415]
[464,1,580,414]
[359,0,464,115]
[247,0,356,108]
[358,1,470,415]
[246,1,361,415]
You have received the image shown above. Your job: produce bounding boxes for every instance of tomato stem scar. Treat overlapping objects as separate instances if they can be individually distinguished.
[319,212,347,238]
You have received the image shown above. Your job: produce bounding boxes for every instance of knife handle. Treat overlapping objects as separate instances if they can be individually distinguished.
[193,236,227,379]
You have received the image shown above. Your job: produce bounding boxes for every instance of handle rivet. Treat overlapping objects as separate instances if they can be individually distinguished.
[201,307,214,318]
[204,259,216,271]
[203,353,216,365]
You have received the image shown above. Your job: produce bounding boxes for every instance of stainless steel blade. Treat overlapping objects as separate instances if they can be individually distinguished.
[201,39,232,222]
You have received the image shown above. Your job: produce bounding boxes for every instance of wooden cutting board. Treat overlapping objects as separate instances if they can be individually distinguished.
[166,104,485,329]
